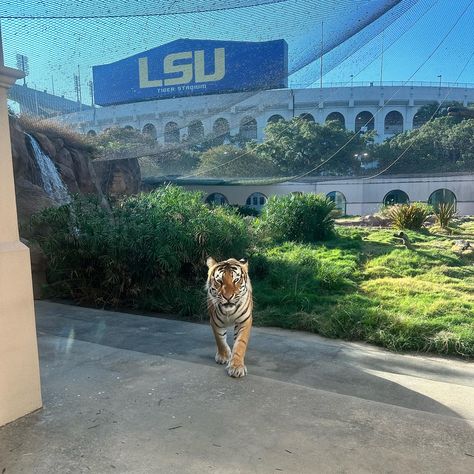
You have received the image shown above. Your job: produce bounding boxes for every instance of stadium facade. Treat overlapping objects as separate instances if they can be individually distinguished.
[59,83,474,144]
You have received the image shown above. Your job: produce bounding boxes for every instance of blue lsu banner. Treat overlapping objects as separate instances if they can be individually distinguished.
[92,38,288,106]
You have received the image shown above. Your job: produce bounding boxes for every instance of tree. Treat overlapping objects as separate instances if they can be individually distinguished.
[254,117,370,176]
[372,116,474,174]
[197,144,278,178]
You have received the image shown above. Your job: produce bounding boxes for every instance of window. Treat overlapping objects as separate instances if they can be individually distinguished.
[428,188,456,210]
[86,129,97,137]
[267,114,285,124]
[245,192,267,211]
[205,193,229,206]
[299,113,315,122]
[383,189,409,206]
[326,191,347,214]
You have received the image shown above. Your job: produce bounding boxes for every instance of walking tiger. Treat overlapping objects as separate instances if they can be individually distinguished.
[206,257,253,378]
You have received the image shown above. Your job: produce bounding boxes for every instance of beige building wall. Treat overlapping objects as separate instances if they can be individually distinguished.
[0,44,42,426]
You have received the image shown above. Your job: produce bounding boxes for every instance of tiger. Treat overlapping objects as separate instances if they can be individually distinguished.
[206,257,253,378]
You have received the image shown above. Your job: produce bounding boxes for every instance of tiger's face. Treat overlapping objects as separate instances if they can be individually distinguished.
[206,257,251,313]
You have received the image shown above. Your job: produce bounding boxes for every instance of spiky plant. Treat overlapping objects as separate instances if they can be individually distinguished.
[434,203,457,229]
[388,202,431,231]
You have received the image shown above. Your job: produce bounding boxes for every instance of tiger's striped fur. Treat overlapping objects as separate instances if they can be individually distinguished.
[206,257,253,378]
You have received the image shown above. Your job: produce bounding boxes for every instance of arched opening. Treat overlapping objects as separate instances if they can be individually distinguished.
[205,193,229,206]
[383,190,409,206]
[299,113,315,122]
[355,111,374,133]
[267,114,285,124]
[428,189,457,210]
[86,129,97,137]
[326,191,347,215]
[326,112,345,128]
[142,123,157,140]
[245,192,267,211]
[124,125,134,131]
[164,121,180,144]
[188,120,204,142]
[384,111,403,135]
[239,116,257,141]
[213,118,230,140]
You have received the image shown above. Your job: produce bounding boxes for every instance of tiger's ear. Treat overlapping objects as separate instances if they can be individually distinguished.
[239,258,249,271]
[206,257,217,268]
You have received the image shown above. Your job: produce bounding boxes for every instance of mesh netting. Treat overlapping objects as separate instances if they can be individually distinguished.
[2,0,473,181]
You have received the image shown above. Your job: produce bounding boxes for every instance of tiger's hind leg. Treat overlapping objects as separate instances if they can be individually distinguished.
[211,322,231,365]
[227,316,252,378]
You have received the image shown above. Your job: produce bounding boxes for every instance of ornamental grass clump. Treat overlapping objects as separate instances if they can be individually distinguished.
[256,193,336,243]
[434,202,457,229]
[387,202,431,230]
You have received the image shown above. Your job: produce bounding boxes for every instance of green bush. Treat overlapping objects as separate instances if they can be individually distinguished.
[256,193,336,243]
[31,186,249,313]
[387,202,432,230]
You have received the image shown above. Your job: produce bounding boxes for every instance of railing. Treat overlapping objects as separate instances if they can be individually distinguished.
[289,81,474,89]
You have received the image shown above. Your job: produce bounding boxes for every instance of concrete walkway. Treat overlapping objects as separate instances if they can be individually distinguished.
[1,301,473,473]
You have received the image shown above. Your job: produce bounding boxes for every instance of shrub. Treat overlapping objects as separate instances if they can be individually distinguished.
[387,202,431,230]
[256,193,336,243]
[31,186,250,313]
[434,203,457,229]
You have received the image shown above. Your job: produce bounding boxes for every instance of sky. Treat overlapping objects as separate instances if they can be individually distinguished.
[1,0,473,105]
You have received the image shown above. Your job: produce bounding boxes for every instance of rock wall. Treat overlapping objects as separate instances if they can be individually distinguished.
[9,116,141,298]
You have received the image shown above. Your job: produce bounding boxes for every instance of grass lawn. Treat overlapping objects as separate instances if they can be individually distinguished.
[250,220,474,358]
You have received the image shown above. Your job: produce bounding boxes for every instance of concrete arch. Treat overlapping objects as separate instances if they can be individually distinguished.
[384,110,403,134]
[355,111,374,133]
[188,120,204,142]
[326,111,346,128]
[142,123,157,139]
[299,113,315,122]
[164,121,180,144]
[239,116,257,141]
[267,114,285,124]
[86,129,97,137]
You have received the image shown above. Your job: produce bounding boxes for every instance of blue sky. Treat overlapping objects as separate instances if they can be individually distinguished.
[2,0,473,103]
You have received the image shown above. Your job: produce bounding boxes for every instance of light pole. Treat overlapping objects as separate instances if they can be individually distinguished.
[350,74,354,88]
[437,74,442,93]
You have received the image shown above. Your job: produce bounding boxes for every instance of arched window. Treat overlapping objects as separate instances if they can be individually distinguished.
[205,193,229,206]
[188,120,204,142]
[142,123,157,140]
[326,191,347,215]
[428,189,457,210]
[299,113,315,122]
[355,111,374,133]
[326,112,345,128]
[124,125,134,131]
[267,114,285,124]
[384,111,403,134]
[239,116,257,141]
[383,190,409,206]
[164,121,180,144]
[86,129,97,137]
[245,192,267,211]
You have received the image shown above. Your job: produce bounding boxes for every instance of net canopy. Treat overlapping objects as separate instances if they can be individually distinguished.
[2,0,473,182]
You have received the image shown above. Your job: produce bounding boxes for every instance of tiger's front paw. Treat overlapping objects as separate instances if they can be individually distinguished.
[215,350,231,365]
[227,362,247,378]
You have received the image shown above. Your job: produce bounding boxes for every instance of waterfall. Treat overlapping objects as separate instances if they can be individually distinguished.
[26,133,71,205]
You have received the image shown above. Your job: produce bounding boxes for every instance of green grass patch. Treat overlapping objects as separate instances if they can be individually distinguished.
[251,226,474,358]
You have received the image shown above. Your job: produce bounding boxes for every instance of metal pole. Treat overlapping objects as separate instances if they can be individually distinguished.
[380,30,384,86]
[320,21,324,90]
